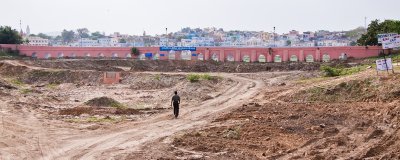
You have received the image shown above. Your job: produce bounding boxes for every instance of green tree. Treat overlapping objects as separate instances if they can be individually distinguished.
[61,29,75,44]
[131,47,140,56]
[91,31,105,40]
[0,26,23,44]
[77,28,90,38]
[37,33,51,39]
[286,40,291,46]
[119,38,127,43]
[357,19,400,46]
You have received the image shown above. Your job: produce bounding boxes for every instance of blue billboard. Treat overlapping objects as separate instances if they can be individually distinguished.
[160,46,197,51]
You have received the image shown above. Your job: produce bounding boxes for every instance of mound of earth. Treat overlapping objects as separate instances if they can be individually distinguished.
[129,60,323,73]
[23,60,124,71]
[85,97,125,108]
[287,74,400,103]
[21,59,326,73]
[0,79,16,89]
[21,70,103,85]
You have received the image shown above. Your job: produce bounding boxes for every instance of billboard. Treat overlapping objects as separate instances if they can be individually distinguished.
[378,33,397,44]
[160,47,196,51]
[382,34,400,49]
[376,58,393,71]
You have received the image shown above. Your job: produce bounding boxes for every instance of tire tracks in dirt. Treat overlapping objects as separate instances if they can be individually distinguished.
[43,73,264,160]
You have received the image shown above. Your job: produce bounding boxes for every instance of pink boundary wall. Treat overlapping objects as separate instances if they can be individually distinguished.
[0,44,383,62]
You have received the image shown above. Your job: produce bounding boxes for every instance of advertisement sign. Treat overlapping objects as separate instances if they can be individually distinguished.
[160,47,196,51]
[378,33,397,44]
[376,58,393,71]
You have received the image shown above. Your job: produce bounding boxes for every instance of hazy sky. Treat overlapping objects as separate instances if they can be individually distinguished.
[1,0,399,36]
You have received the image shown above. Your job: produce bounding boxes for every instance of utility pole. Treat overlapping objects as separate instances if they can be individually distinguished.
[166,28,168,47]
[273,27,276,47]
[364,17,367,32]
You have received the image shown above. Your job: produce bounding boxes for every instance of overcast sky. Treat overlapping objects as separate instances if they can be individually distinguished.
[1,0,399,36]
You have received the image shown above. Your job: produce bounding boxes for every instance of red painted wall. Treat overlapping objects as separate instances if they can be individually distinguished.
[0,44,383,62]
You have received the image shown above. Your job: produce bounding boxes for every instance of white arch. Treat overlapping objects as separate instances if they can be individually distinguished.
[45,53,51,59]
[198,53,204,61]
[227,54,234,62]
[322,54,330,62]
[212,53,219,61]
[274,55,282,62]
[31,52,37,58]
[290,55,298,62]
[98,53,105,58]
[306,54,314,62]
[112,53,119,59]
[243,55,250,62]
[258,55,266,63]
[153,53,160,60]
[57,52,64,59]
[168,50,176,60]
[126,53,132,58]
[70,53,76,58]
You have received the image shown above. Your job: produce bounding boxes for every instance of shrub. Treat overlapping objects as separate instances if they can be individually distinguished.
[321,65,365,77]
[201,74,213,80]
[320,66,340,77]
[187,74,201,82]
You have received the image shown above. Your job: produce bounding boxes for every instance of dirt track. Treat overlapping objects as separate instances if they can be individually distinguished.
[1,59,399,159]
[42,73,263,159]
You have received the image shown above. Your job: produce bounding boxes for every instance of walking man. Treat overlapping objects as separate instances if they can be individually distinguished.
[171,91,180,118]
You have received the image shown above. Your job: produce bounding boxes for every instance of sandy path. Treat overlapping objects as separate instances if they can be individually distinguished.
[42,73,264,160]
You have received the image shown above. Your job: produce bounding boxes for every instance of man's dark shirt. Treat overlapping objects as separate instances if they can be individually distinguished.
[172,95,180,105]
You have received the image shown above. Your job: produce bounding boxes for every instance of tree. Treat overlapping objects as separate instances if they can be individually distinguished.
[119,38,127,43]
[357,19,400,46]
[131,47,140,56]
[37,33,51,39]
[77,28,90,38]
[286,40,292,46]
[0,26,23,44]
[61,29,75,44]
[91,31,105,40]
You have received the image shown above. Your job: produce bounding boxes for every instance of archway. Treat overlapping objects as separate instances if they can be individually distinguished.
[226,54,234,62]
[98,53,105,58]
[258,55,266,63]
[274,55,282,62]
[70,53,76,58]
[153,53,160,60]
[31,52,37,59]
[125,53,132,59]
[181,50,192,60]
[306,54,314,62]
[290,55,298,62]
[112,53,119,59]
[243,55,250,63]
[57,52,64,59]
[139,54,146,60]
[168,50,176,60]
[198,53,204,61]
[212,53,219,61]
[45,53,51,59]
[85,53,91,58]
[322,54,330,62]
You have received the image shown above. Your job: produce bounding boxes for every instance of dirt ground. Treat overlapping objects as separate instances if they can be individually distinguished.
[0,59,399,160]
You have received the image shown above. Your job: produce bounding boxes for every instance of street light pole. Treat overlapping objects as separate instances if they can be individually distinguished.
[166,28,168,47]
[273,27,276,47]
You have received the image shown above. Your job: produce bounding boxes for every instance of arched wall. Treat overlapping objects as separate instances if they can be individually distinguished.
[2,45,382,61]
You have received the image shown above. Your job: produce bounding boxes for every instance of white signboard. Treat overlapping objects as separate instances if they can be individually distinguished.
[378,33,397,44]
[376,58,393,71]
[382,35,400,49]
